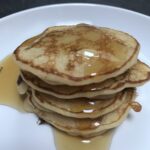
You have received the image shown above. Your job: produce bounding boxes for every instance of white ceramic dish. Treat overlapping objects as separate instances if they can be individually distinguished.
[0,3,150,150]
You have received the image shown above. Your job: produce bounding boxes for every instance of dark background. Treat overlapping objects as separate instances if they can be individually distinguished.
[0,0,150,18]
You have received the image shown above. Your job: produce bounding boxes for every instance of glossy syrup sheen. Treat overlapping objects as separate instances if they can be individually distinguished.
[0,55,114,150]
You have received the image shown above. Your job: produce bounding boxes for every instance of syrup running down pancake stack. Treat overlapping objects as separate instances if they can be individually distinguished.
[13,24,150,137]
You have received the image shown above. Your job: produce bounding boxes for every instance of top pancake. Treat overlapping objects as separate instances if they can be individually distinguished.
[14,24,139,86]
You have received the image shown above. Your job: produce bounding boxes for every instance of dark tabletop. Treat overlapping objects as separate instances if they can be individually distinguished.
[0,0,150,18]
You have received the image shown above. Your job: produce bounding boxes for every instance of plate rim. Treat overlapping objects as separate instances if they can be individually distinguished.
[0,3,150,23]
[0,2,150,150]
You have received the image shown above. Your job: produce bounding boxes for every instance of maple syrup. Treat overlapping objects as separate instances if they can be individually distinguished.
[54,129,114,150]
[0,55,114,150]
[0,55,24,111]
[130,101,142,112]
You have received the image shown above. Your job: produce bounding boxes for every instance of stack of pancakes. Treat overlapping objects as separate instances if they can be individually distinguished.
[13,24,150,137]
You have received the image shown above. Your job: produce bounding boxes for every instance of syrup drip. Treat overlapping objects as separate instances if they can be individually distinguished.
[130,101,142,112]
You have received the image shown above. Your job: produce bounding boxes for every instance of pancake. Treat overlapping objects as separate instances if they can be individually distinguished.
[17,75,116,100]
[20,60,150,99]
[30,89,131,118]
[13,24,139,86]
[24,88,136,137]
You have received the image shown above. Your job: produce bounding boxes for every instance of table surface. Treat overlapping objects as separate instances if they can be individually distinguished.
[0,0,150,18]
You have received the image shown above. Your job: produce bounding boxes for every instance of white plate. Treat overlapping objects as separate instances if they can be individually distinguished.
[0,3,150,150]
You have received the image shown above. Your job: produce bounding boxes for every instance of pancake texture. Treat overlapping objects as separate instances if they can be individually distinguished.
[30,89,132,118]
[13,24,150,137]
[24,89,135,137]
[14,24,139,86]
